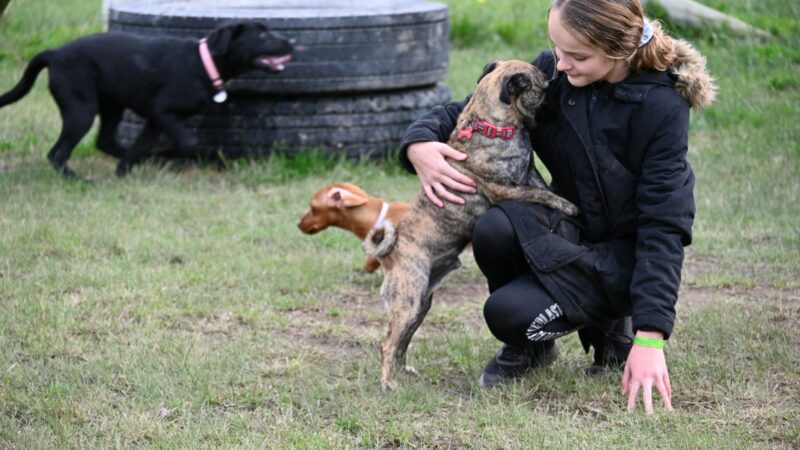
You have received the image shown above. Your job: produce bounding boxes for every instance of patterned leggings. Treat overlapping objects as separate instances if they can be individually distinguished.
[472,207,582,347]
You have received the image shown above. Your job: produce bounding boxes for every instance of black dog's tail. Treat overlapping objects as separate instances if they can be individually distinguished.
[0,50,53,108]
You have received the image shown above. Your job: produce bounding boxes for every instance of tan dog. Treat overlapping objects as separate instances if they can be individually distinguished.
[364,60,579,390]
[298,182,410,273]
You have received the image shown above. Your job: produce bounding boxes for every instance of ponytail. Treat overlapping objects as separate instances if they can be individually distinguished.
[629,20,677,73]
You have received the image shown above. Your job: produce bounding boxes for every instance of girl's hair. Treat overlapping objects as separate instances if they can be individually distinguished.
[550,0,676,73]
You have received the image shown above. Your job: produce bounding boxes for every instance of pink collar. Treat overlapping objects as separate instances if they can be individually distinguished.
[198,38,224,91]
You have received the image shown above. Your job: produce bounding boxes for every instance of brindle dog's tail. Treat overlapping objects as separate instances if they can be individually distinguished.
[363,221,397,258]
[0,50,53,108]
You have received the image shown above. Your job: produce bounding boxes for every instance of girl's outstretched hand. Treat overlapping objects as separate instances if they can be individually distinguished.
[406,141,477,207]
[622,330,673,414]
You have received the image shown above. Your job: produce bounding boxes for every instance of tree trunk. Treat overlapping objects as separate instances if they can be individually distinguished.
[643,0,768,36]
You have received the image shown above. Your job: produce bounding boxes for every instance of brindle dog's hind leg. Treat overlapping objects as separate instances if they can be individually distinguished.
[379,259,431,390]
[379,254,462,390]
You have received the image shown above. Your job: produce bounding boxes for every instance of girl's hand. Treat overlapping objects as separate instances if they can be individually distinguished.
[406,141,477,207]
[622,330,673,414]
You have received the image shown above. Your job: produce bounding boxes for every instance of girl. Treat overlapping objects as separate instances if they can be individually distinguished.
[399,0,715,413]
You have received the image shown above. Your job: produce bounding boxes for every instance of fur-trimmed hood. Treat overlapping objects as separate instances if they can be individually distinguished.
[670,39,717,110]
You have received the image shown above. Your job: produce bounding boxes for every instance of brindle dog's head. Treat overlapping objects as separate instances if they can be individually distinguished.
[468,60,549,127]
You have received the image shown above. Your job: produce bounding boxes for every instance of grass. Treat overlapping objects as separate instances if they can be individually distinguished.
[1,0,798,448]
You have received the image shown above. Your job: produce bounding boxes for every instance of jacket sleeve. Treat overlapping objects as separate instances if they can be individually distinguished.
[630,103,694,339]
[397,97,469,173]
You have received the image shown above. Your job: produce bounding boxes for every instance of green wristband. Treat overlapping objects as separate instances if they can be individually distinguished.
[633,336,665,349]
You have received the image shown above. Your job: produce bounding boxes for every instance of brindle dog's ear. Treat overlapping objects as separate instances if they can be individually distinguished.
[504,73,532,101]
[477,60,499,84]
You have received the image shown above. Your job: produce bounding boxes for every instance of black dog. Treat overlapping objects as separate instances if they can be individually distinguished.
[0,21,292,178]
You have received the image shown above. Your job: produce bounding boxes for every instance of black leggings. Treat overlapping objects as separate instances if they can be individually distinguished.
[472,207,581,347]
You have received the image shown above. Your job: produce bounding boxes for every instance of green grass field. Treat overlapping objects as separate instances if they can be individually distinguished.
[1,0,798,448]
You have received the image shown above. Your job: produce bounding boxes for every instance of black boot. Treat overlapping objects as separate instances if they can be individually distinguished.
[479,340,559,387]
[584,317,633,376]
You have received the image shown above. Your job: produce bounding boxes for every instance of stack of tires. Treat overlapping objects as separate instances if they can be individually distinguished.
[108,0,451,159]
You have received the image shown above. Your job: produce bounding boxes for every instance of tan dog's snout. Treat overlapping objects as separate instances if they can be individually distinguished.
[298,187,364,235]
[297,210,323,234]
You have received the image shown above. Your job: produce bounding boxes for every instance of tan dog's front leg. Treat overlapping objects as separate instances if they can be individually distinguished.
[481,181,580,216]
[379,265,432,390]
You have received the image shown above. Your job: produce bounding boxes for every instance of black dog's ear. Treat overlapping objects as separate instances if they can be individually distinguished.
[206,21,248,55]
[502,73,532,104]
[477,60,499,84]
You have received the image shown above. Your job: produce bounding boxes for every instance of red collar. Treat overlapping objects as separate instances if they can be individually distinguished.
[457,120,516,141]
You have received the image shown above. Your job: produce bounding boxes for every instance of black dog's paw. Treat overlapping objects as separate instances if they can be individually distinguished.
[115,162,133,177]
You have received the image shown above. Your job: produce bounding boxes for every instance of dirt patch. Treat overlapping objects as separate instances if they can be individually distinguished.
[679,284,800,310]
[276,274,488,365]
[274,264,800,371]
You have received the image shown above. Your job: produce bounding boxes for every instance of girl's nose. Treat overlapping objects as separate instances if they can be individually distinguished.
[556,58,570,72]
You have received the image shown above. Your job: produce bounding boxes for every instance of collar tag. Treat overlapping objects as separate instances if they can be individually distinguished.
[213,90,228,103]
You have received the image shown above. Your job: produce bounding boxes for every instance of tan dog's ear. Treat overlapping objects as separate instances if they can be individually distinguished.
[329,188,368,210]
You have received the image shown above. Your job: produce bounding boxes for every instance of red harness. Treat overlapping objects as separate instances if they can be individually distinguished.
[457,120,516,141]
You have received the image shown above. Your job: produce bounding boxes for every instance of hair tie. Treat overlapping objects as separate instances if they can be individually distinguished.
[639,20,654,47]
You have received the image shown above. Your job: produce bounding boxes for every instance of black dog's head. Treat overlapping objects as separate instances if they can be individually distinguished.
[206,21,293,77]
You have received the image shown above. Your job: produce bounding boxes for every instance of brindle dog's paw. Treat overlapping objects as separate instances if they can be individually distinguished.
[562,200,580,217]
[403,365,419,376]
[381,378,398,391]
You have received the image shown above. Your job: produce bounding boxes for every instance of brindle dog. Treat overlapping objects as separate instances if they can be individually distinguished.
[364,60,579,390]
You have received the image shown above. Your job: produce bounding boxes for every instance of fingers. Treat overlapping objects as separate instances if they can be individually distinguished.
[657,376,673,412]
[626,375,674,414]
[443,175,477,193]
[642,381,654,414]
[422,184,443,208]
[622,363,631,395]
[626,381,640,412]
[664,371,672,400]
[439,148,477,186]
[433,182,465,205]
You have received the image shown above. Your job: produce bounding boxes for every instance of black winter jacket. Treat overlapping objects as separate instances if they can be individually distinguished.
[398,45,715,338]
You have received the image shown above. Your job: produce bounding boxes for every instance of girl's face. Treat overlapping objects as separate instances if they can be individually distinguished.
[548,7,629,87]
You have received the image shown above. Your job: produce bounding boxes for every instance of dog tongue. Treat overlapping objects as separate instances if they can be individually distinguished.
[261,54,292,70]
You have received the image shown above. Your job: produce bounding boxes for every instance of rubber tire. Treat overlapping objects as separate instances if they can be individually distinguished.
[108,0,449,94]
[115,83,451,159]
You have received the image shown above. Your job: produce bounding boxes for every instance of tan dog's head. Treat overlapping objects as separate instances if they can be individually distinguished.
[467,60,549,127]
[297,182,369,234]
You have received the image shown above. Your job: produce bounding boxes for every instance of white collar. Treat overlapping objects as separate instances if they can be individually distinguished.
[371,201,389,229]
